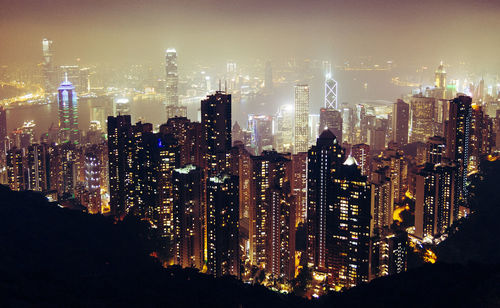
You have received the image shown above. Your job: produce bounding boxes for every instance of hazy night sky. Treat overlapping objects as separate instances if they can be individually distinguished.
[1,0,500,69]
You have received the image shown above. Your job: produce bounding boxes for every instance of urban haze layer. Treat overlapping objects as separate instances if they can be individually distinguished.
[1,0,499,300]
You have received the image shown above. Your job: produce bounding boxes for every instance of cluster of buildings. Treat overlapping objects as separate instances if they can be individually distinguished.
[1,41,500,294]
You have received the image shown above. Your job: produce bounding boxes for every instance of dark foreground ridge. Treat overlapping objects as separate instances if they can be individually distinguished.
[1,161,500,308]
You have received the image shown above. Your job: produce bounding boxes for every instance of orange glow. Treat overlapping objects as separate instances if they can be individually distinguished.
[423,249,437,264]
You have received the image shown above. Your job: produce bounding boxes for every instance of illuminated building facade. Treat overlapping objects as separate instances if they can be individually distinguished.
[248,114,273,155]
[25,144,48,192]
[201,91,232,175]
[332,160,371,288]
[410,95,435,143]
[319,108,342,143]
[165,48,186,119]
[291,152,308,224]
[206,174,239,278]
[351,143,370,176]
[446,95,472,219]
[392,99,409,146]
[6,148,24,191]
[306,130,344,273]
[275,105,294,153]
[172,165,204,269]
[58,76,79,144]
[294,85,309,153]
[85,148,101,214]
[249,150,293,272]
[426,136,445,164]
[42,38,56,92]
[0,106,6,154]
[325,74,338,110]
[107,115,133,217]
[370,169,394,234]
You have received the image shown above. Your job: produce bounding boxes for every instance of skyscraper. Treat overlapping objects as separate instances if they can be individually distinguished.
[42,38,56,93]
[0,106,7,154]
[249,150,295,279]
[165,48,186,119]
[201,91,232,175]
[319,108,343,143]
[206,174,239,278]
[248,114,273,155]
[392,99,409,146]
[446,95,472,219]
[410,95,435,143]
[58,75,79,144]
[325,73,338,110]
[294,85,309,153]
[107,115,133,217]
[85,147,101,214]
[172,165,204,269]
[307,129,344,272]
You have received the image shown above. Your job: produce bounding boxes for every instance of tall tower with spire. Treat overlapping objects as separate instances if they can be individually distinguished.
[57,73,79,144]
[435,61,446,89]
[165,48,186,120]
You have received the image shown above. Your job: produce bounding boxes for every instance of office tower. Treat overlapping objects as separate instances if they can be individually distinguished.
[306,130,344,272]
[165,48,186,119]
[409,95,435,143]
[0,106,6,154]
[294,85,309,153]
[85,148,101,214]
[19,120,35,148]
[107,115,133,217]
[319,108,343,143]
[248,114,273,155]
[172,165,204,269]
[427,136,446,164]
[206,174,239,278]
[325,73,338,110]
[341,103,354,143]
[446,95,472,219]
[42,38,56,92]
[57,75,79,144]
[351,143,370,176]
[370,168,394,234]
[6,148,24,191]
[309,114,320,144]
[265,60,273,92]
[392,99,409,146]
[469,105,493,172]
[25,144,48,192]
[369,128,386,152]
[415,163,456,238]
[275,105,294,153]
[248,150,295,279]
[435,62,446,89]
[113,97,131,116]
[291,152,308,224]
[201,91,232,175]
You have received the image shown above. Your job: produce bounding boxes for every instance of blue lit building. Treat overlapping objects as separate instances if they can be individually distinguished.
[58,75,79,144]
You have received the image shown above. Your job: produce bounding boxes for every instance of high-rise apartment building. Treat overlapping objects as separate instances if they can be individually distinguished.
[172,165,204,269]
[201,91,232,175]
[446,95,472,219]
[206,174,239,278]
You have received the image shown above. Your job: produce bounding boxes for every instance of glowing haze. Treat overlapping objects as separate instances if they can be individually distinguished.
[1,0,500,70]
